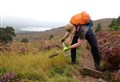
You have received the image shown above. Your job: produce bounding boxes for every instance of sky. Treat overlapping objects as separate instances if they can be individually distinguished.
[1,0,120,22]
[0,0,120,31]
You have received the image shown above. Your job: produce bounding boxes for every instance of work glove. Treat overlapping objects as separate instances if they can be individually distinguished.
[63,46,70,51]
[61,38,65,44]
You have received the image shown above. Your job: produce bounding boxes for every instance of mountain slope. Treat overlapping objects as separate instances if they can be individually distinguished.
[15,18,113,40]
[37,18,113,38]
[92,18,112,30]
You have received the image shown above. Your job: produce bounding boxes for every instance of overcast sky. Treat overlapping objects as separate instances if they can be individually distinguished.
[0,0,120,23]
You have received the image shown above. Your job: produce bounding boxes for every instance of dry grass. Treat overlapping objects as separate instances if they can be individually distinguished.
[0,38,81,82]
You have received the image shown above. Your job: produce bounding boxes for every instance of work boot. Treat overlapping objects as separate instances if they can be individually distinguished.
[71,60,76,65]
[71,62,76,65]
[95,63,101,71]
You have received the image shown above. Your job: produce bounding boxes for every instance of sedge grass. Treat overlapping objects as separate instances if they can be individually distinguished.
[0,41,82,82]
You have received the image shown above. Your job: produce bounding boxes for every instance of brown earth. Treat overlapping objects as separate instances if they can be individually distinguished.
[73,42,99,82]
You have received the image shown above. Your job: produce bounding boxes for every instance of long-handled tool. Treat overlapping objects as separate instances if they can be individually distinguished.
[48,42,70,58]
[48,51,60,58]
[62,42,66,48]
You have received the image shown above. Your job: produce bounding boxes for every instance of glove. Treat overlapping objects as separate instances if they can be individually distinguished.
[61,38,65,44]
[63,47,70,51]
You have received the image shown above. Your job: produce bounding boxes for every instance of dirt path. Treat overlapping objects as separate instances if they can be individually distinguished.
[74,43,100,82]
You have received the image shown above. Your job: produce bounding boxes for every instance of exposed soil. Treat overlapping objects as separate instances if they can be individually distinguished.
[73,31,120,82]
[74,42,100,82]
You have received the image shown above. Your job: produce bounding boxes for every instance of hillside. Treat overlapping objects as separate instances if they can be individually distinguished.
[92,18,113,30]
[15,18,112,41]
[1,18,120,82]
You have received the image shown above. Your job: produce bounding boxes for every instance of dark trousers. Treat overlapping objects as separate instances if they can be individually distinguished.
[71,28,100,65]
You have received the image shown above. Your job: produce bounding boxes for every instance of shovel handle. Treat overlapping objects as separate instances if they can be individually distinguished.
[62,42,66,48]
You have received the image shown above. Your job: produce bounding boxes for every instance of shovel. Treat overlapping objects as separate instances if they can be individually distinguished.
[48,42,70,58]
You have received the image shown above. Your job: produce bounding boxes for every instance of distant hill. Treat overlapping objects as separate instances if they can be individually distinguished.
[42,18,113,38]
[15,18,113,40]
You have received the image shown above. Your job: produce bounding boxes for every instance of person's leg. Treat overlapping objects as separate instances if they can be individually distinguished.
[85,29,101,68]
[71,35,78,64]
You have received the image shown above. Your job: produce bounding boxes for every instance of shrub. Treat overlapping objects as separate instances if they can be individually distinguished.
[109,16,120,31]
[21,38,29,43]
[49,34,54,40]
[95,22,102,32]
[0,26,16,47]
[0,72,16,82]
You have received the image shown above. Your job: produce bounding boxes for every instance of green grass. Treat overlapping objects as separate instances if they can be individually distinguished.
[0,41,82,82]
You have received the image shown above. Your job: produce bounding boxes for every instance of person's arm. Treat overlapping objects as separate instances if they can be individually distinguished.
[69,39,85,49]
[69,25,88,49]
[62,32,70,40]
